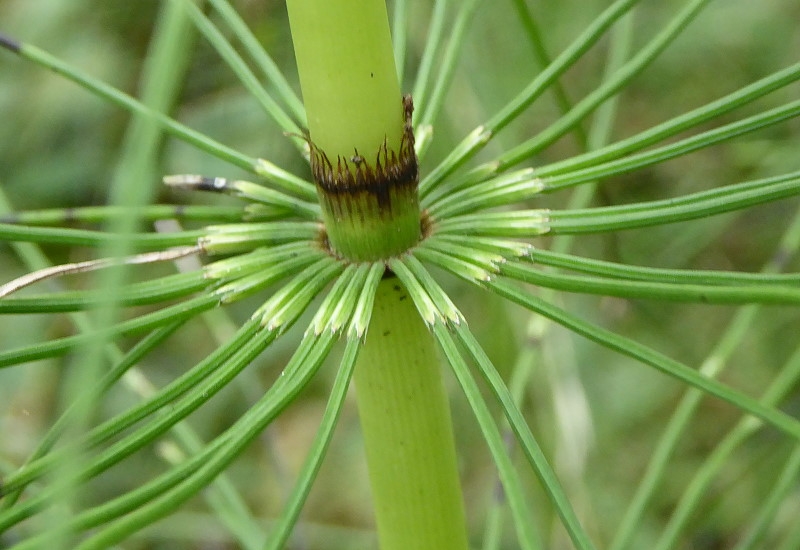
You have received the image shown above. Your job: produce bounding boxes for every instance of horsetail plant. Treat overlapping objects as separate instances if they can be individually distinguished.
[0,0,799,548]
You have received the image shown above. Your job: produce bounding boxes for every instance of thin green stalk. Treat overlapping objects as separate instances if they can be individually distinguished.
[179,0,305,147]
[500,260,800,305]
[0,294,220,368]
[206,0,306,125]
[353,279,468,550]
[284,5,468,547]
[0,187,261,547]
[521,249,800,287]
[391,0,408,85]
[487,279,800,442]
[609,206,800,550]
[265,263,382,548]
[72,328,339,549]
[488,0,712,174]
[452,324,598,550]
[0,326,275,548]
[0,321,185,511]
[0,256,339,536]
[419,0,641,197]
[541,99,800,190]
[510,0,588,149]
[266,336,362,549]
[0,271,211,313]
[737,444,800,550]
[416,0,481,129]
[534,62,800,179]
[9,5,197,545]
[410,0,448,108]
[0,33,259,174]
[0,223,205,249]
[547,170,800,234]
[0,204,244,225]
[394,251,596,550]
[162,174,320,219]
[433,325,545,550]
[652,346,800,550]
[0,318,256,506]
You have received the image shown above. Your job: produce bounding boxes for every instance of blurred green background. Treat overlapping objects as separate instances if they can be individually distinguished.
[1,0,799,548]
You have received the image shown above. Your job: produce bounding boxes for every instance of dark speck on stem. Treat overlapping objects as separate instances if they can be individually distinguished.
[0,33,21,54]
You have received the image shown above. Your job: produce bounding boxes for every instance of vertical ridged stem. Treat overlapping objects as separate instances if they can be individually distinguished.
[353,280,468,550]
[286,4,465,546]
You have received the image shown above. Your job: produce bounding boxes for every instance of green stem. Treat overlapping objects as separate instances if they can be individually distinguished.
[286,3,466,546]
[286,1,402,157]
[354,279,468,550]
[286,0,420,261]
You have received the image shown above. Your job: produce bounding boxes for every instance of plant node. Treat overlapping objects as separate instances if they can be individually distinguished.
[310,96,421,262]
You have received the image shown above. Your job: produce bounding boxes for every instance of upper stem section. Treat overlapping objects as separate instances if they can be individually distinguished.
[287,0,404,158]
[287,0,421,262]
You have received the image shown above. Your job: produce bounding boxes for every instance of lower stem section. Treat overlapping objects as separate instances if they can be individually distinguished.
[354,278,468,550]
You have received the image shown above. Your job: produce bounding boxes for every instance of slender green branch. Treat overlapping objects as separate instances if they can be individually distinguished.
[0,256,338,534]
[488,279,800,442]
[548,170,800,234]
[0,204,245,226]
[523,248,800,287]
[425,168,544,218]
[391,0,408,85]
[609,206,800,550]
[386,255,547,548]
[510,0,588,149]
[452,324,598,550]
[179,0,306,147]
[411,0,449,121]
[0,294,219,368]
[434,209,550,238]
[0,321,186,510]
[73,330,338,549]
[433,324,546,550]
[735,444,800,549]
[0,35,260,173]
[0,223,205,249]
[0,188,257,547]
[266,336,362,549]
[500,260,800,305]
[419,0,641,196]
[488,0,712,174]
[535,61,800,179]
[0,271,211,313]
[0,320,269,532]
[163,174,320,219]
[653,352,800,549]
[206,0,307,125]
[416,0,481,129]
[541,99,800,190]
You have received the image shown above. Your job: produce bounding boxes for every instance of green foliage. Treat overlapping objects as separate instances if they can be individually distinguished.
[0,1,799,548]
